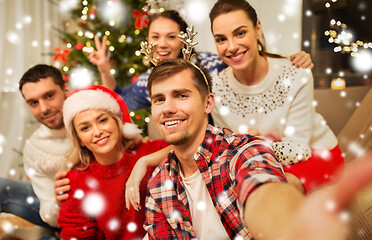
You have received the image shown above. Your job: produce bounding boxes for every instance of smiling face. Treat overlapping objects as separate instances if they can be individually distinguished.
[21,77,68,129]
[150,69,214,147]
[212,10,262,72]
[73,109,122,162]
[148,17,184,61]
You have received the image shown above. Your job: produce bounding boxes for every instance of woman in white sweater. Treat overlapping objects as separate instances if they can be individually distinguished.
[209,0,344,193]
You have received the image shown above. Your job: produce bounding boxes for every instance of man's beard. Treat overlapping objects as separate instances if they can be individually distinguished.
[162,129,189,146]
[40,111,64,129]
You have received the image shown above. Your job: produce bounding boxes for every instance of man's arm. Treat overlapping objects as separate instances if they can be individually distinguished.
[144,189,179,240]
[244,182,303,239]
[24,164,60,227]
[244,152,372,240]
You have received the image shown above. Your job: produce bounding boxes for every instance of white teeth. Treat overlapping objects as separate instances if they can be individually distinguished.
[164,120,181,126]
[96,137,108,144]
[158,52,170,56]
[231,53,244,60]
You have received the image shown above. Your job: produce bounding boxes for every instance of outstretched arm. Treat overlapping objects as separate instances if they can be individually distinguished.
[125,145,173,210]
[244,152,372,240]
[89,35,117,90]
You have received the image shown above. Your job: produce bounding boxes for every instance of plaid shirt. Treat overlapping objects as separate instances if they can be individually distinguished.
[144,125,286,240]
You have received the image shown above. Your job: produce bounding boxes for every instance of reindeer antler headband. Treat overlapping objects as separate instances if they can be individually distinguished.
[139,26,211,93]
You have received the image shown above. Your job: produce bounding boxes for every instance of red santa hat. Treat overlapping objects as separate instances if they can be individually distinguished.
[63,85,141,139]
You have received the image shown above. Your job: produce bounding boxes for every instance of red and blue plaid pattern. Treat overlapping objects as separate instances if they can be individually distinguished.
[144,125,286,240]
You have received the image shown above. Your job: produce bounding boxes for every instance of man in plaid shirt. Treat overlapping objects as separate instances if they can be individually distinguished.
[144,58,372,240]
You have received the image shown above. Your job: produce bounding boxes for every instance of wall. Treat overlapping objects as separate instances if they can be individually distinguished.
[314,86,371,136]
[0,0,62,178]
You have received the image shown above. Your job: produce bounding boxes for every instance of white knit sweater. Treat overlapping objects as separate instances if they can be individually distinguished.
[212,57,337,165]
[23,124,72,227]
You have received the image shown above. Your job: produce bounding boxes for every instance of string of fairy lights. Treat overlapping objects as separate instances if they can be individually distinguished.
[324,0,372,56]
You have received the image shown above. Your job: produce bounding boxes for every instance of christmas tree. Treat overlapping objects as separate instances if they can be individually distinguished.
[51,0,157,133]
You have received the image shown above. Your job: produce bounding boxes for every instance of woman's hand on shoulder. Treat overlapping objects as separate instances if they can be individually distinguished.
[290,51,314,69]
[125,159,148,211]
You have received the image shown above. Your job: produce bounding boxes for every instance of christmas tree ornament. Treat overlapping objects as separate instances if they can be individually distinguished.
[75,43,84,50]
[142,0,166,15]
[133,9,149,30]
[53,47,71,62]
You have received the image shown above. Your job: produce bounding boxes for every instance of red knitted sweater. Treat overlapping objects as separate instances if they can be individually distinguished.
[58,140,168,240]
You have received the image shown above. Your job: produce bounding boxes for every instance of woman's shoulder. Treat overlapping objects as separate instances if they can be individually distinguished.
[267,56,292,68]
[138,68,152,78]
[197,52,227,75]
[66,163,94,180]
[136,139,169,154]
[268,57,313,82]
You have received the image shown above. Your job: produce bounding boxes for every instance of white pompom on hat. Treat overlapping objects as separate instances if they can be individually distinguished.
[63,85,142,139]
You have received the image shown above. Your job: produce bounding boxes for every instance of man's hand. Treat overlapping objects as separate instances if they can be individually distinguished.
[291,152,372,240]
[54,171,70,205]
[290,51,314,69]
[245,153,372,240]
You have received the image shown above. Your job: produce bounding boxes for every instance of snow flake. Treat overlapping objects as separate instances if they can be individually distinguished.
[340,211,350,222]
[26,196,35,204]
[325,200,336,211]
[238,125,248,134]
[82,193,106,217]
[165,179,174,190]
[108,218,120,231]
[196,201,206,212]
[127,222,137,232]
[219,106,229,116]
[1,220,14,233]
[86,177,99,190]
[284,126,295,136]
[74,189,85,199]
[170,209,181,221]
[234,235,245,240]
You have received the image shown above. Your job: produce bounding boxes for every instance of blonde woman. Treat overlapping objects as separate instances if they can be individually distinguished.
[58,85,168,239]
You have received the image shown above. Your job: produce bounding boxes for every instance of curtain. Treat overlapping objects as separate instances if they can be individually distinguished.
[0,0,62,179]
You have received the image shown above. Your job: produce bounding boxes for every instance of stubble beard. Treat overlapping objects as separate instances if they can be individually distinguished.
[162,128,189,146]
[41,112,65,130]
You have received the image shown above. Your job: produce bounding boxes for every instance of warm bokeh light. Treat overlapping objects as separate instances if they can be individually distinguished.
[331,78,346,90]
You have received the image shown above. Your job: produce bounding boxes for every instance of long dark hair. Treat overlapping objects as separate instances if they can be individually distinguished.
[209,0,283,59]
[148,10,188,34]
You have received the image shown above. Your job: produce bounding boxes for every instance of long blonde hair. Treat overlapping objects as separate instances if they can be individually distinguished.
[66,111,126,170]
